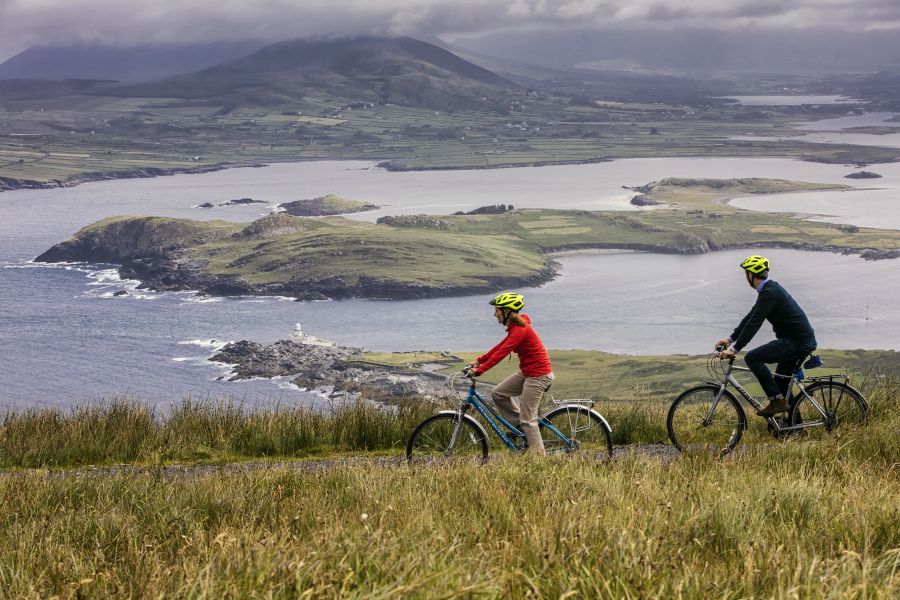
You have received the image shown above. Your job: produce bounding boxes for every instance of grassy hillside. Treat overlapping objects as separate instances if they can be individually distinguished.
[0,375,897,597]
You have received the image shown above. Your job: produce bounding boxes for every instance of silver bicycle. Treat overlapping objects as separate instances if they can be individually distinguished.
[667,352,867,454]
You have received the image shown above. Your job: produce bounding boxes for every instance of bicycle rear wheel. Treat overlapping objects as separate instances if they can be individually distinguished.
[539,405,613,459]
[789,380,868,432]
[667,385,744,454]
[406,413,488,465]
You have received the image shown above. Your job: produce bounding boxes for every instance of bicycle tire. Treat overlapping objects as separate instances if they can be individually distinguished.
[406,413,489,464]
[667,385,745,454]
[540,405,613,459]
[789,380,868,433]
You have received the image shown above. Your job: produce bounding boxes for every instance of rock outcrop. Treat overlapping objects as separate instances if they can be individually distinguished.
[629,194,659,206]
[279,195,378,216]
[210,340,449,401]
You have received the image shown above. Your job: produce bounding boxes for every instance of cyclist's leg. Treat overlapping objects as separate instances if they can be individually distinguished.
[775,357,802,398]
[745,340,788,399]
[775,340,816,393]
[491,371,526,426]
[519,374,553,455]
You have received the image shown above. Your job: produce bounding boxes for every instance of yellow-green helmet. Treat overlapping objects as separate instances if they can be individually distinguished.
[489,292,525,312]
[740,255,770,275]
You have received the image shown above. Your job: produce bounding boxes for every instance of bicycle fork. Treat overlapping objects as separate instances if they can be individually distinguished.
[704,384,729,427]
[445,404,471,455]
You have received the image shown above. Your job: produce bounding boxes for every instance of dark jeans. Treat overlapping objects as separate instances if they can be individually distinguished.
[744,338,817,399]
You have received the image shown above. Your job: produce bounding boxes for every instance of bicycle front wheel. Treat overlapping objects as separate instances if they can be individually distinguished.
[540,405,613,459]
[406,413,488,465]
[667,385,744,454]
[790,380,868,433]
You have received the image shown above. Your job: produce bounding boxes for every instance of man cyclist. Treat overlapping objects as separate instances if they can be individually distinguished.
[468,292,554,455]
[716,255,817,417]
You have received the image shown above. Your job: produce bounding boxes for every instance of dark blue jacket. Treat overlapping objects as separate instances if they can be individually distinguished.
[731,280,816,351]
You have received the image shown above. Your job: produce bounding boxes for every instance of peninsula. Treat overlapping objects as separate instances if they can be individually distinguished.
[36,178,900,300]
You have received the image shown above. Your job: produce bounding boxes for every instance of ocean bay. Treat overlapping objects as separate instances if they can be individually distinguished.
[3,157,900,408]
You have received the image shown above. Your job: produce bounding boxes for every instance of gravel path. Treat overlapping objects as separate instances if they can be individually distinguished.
[2,444,682,479]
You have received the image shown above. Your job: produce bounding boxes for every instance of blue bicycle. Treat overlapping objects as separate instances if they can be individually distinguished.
[406,367,613,463]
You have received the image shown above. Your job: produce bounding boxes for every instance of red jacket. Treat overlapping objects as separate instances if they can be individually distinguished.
[475,314,552,377]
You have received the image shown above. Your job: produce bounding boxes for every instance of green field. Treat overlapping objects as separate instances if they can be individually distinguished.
[3,87,899,186]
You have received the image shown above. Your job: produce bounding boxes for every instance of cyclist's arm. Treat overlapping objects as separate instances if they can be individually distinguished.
[476,339,504,365]
[732,290,777,351]
[729,306,757,344]
[474,327,525,374]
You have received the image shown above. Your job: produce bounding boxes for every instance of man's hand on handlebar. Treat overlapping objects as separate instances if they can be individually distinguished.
[713,338,736,359]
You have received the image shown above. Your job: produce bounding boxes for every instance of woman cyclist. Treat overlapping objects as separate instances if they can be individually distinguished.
[468,292,554,454]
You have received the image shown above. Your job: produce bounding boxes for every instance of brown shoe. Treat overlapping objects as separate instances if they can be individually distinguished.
[757,396,789,417]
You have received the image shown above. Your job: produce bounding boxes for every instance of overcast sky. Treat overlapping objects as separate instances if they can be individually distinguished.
[2,0,898,62]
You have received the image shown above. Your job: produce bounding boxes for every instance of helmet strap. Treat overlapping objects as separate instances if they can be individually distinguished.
[502,308,512,325]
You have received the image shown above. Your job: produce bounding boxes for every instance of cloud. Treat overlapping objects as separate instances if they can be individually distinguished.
[1,0,898,60]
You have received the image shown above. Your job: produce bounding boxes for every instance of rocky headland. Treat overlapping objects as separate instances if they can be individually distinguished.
[210,339,450,400]
[34,211,559,300]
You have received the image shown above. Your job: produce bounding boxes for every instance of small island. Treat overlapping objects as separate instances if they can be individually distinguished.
[278,194,379,216]
[35,178,900,300]
[845,171,882,179]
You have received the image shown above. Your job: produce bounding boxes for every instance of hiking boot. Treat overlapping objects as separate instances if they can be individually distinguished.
[757,396,789,417]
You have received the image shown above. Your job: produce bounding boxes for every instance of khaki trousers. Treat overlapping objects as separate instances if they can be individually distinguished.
[491,371,554,455]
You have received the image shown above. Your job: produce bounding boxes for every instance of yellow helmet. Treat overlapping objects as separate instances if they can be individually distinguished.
[740,255,770,275]
[489,292,525,312]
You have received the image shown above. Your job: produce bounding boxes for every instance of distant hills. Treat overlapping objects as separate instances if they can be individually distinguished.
[0,36,518,110]
[0,41,267,82]
[451,28,900,76]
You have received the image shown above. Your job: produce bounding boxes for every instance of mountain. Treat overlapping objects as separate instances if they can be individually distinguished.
[0,41,267,82]
[109,36,517,108]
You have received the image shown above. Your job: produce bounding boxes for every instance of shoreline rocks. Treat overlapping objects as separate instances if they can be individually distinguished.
[210,339,451,401]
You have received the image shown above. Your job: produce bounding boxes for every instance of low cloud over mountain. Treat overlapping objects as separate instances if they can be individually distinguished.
[3,0,900,62]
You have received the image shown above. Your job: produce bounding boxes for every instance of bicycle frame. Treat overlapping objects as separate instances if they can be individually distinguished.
[449,377,577,452]
[707,358,832,433]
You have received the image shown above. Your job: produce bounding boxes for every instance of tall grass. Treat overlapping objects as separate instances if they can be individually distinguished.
[2,377,894,469]
[0,398,435,468]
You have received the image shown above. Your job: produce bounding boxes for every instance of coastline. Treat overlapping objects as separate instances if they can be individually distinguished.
[3,147,892,195]
[0,161,269,193]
